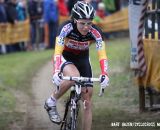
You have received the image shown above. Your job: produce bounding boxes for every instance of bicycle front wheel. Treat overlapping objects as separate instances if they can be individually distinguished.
[71,102,81,130]
[71,109,76,130]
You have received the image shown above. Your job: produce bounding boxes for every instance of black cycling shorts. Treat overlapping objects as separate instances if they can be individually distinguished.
[60,50,93,87]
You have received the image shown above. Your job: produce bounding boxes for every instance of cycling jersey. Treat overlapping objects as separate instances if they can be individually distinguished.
[53,20,108,77]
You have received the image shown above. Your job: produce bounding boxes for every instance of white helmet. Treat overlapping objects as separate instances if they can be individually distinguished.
[71,1,95,20]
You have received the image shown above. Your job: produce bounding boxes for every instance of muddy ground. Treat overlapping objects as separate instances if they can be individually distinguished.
[24,62,64,130]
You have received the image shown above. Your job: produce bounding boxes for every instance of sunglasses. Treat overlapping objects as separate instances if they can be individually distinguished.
[75,19,93,27]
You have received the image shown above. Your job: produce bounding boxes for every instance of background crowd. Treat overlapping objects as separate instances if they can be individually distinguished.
[0,0,128,54]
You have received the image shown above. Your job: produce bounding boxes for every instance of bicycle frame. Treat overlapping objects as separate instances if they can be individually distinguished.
[60,76,103,130]
[60,83,82,130]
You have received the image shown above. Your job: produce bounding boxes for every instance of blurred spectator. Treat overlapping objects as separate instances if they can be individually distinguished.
[43,0,58,49]
[5,0,18,24]
[115,0,120,11]
[0,0,7,23]
[103,0,119,14]
[28,0,43,50]
[58,0,69,16]
[5,0,21,53]
[90,0,100,10]
[16,0,27,21]
[94,2,107,23]
[16,0,27,51]
[96,2,107,19]
[0,0,7,54]
[94,2,109,39]
[66,0,77,14]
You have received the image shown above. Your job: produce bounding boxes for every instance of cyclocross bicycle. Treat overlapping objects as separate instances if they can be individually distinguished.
[59,76,104,130]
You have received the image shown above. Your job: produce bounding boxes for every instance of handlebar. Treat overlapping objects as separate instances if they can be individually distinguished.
[60,75,104,97]
[62,76,100,82]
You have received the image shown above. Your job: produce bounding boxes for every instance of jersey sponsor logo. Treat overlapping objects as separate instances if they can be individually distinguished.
[60,23,73,37]
[66,40,89,50]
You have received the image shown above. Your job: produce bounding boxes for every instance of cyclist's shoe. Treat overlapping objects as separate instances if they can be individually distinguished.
[44,101,61,124]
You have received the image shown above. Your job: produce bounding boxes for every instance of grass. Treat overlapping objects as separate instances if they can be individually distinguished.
[90,38,160,130]
[90,38,137,108]
[0,50,53,90]
[0,50,53,129]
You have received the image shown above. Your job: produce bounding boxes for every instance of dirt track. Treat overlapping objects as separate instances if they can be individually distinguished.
[24,61,64,130]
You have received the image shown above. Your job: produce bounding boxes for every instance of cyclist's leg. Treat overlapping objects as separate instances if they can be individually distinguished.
[75,56,93,130]
[45,60,80,124]
[53,63,80,99]
[81,87,93,130]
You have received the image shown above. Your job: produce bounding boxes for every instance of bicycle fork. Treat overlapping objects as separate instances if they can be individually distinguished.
[70,99,77,130]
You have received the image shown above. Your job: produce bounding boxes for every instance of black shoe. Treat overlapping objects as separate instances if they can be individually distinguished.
[44,101,61,124]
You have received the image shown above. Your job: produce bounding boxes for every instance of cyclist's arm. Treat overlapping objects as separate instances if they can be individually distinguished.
[97,41,108,75]
[53,36,64,73]
[90,26,108,75]
[53,22,73,73]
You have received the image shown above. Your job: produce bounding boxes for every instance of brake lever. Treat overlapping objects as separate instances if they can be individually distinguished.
[58,72,63,79]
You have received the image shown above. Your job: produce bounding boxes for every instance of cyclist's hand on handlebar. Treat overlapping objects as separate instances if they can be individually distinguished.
[100,74,109,88]
[52,72,62,86]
